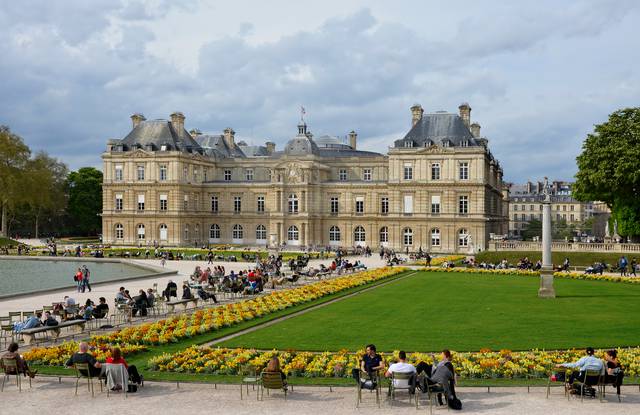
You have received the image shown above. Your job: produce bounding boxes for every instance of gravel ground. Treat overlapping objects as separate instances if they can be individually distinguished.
[1,378,639,415]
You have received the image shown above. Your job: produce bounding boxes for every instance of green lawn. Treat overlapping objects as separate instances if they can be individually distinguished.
[0,237,19,246]
[475,251,635,267]
[220,271,640,352]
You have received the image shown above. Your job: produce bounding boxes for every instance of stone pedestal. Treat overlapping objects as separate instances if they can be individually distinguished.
[538,267,556,298]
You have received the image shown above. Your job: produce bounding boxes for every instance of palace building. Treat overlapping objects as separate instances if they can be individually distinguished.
[101,103,509,253]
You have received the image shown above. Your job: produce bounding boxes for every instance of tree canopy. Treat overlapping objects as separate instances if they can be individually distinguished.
[66,167,103,236]
[574,107,640,238]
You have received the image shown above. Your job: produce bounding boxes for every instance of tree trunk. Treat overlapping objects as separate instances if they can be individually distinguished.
[34,213,39,240]
[0,202,6,237]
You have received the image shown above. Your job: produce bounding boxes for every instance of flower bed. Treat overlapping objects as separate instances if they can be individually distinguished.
[412,255,465,266]
[90,267,406,346]
[23,341,147,366]
[148,346,640,379]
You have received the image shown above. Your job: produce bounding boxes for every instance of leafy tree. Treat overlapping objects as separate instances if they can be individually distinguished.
[521,219,542,240]
[552,218,576,240]
[0,126,30,237]
[66,167,103,236]
[574,107,640,238]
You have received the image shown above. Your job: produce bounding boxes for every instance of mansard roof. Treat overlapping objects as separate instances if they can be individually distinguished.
[394,112,479,148]
[119,119,203,152]
[194,134,246,158]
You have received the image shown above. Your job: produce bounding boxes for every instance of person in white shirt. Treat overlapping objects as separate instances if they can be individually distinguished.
[556,347,605,386]
[385,350,416,393]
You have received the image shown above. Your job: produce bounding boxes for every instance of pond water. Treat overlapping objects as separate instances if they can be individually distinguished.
[0,259,153,297]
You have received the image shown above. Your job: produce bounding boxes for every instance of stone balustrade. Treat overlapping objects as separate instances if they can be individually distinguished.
[488,240,640,253]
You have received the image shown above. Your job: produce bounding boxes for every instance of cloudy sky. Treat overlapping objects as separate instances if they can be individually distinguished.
[1,0,638,182]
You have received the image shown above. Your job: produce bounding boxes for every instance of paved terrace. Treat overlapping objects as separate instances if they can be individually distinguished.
[1,380,639,415]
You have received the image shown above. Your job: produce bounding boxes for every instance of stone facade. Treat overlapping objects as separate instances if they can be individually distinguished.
[102,103,509,253]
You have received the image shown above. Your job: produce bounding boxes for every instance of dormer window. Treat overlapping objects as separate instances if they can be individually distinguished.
[461,140,469,147]
[442,140,450,148]
[404,140,413,148]
[160,145,168,151]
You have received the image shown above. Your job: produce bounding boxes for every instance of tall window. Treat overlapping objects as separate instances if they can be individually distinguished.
[256,225,267,240]
[458,228,469,247]
[403,227,413,246]
[329,226,341,241]
[431,195,441,214]
[137,194,145,211]
[115,223,124,239]
[381,197,389,214]
[115,194,123,211]
[354,226,366,243]
[137,165,145,181]
[403,164,413,180]
[458,195,468,214]
[159,224,168,241]
[287,225,299,241]
[339,169,347,181]
[330,197,339,214]
[379,226,389,243]
[193,168,199,182]
[159,194,168,211]
[431,163,440,180]
[245,169,254,181]
[224,169,231,181]
[459,162,469,180]
[211,196,218,213]
[183,195,189,210]
[257,195,265,213]
[355,197,364,214]
[232,224,243,239]
[363,168,372,181]
[403,195,413,214]
[234,196,242,213]
[184,225,189,241]
[431,228,441,246]
[210,224,220,239]
[194,194,199,211]
[114,164,123,181]
[194,224,200,241]
[183,166,188,181]
[288,194,299,213]
[137,224,145,240]
[159,165,167,181]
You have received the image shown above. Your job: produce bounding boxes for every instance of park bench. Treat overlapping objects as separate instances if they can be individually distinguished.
[21,320,86,345]
[166,298,199,313]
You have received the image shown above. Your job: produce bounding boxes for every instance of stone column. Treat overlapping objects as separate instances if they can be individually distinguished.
[539,179,556,298]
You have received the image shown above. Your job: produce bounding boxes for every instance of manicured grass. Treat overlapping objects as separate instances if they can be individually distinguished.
[0,237,19,246]
[220,271,640,352]
[476,251,635,267]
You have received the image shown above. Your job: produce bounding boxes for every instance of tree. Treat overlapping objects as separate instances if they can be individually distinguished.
[0,126,31,237]
[66,167,103,236]
[521,219,542,240]
[574,107,640,238]
[552,219,576,240]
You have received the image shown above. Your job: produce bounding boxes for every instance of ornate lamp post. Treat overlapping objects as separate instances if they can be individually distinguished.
[538,177,556,298]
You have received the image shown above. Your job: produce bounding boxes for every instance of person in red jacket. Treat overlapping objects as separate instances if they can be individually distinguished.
[106,347,142,385]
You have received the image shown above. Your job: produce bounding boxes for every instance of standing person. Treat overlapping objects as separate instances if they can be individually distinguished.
[207,249,214,265]
[631,258,637,277]
[81,265,91,293]
[619,256,628,276]
[75,268,83,292]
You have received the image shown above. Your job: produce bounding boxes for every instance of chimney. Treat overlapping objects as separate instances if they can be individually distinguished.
[526,181,532,194]
[170,111,185,132]
[470,122,481,138]
[131,113,146,128]
[410,104,424,127]
[265,141,276,154]
[348,130,357,149]
[458,103,471,127]
[223,127,235,148]
[189,128,202,137]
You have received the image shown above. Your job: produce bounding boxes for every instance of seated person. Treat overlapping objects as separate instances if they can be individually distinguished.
[351,344,385,385]
[604,349,624,387]
[42,311,59,326]
[146,289,155,307]
[63,295,77,316]
[197,287,218,303]
[265,357,287,387]
[115,287,127,304]
[182,283,192,300]
[163,280,178,300]
[416,350,457,405]
[385,350,416,393]
[556,347,604,386]
[92,297,109,318]
[106,346,142,385]
[1,342,37,378]
[65,342,102,377]
[13,312,42,333]
[132,289,148,317]
[81,299,94,320]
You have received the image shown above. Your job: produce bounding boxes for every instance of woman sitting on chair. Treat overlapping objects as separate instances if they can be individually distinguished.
[266,357,287,386]
[106,347,142,385]
[1,342,37,378]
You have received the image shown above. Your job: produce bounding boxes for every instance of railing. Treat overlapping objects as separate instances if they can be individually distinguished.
[488,241,640,253]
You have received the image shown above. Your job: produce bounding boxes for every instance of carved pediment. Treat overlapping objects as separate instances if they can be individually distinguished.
[124,148,153,158]
[416,145,449,154]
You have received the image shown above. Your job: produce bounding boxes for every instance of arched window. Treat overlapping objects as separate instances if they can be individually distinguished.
[431,228,441,247]
[288,225,299,241]
[329,226,341,241]
[403,227,413,246]
[210,224,220,239]
[354,226,366,243]
[137,224,145,240]
[458,228,469,247]
[184,224,189,241]
[256,225,267,240]
[232,224,243,239]
[159,224,168,241]
[288,193,299,213]
[379,226,388,243]
[115,223,124,239]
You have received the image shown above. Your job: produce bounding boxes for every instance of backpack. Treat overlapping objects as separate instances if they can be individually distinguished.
[127,384,138,393]
[448,397,462,410]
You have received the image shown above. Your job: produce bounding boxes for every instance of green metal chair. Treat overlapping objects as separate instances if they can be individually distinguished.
[259,371,288,400]
[547,367,569,399]
[240,365,260,400]
[1,358,30,392]
[74,362,103,397]
[388,371,418,407]
[356,369,382,408]
[422,379,449,414]
[571,368,603,402]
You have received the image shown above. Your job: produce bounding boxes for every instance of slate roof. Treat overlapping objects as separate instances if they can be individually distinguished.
[117,119,203,152]
[394,112,479,148]
[194,134,246,158]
